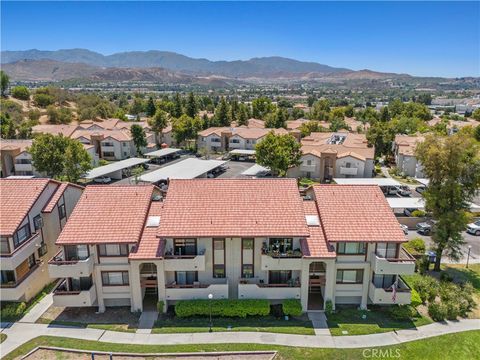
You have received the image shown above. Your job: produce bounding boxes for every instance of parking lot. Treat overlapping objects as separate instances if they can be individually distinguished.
[406,230,480,264]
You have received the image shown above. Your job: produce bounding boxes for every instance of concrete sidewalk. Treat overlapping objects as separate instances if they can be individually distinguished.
[18,294,53,324]
[1,318,478,357]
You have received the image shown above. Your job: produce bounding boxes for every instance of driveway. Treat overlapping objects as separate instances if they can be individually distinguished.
[406,230,480,264]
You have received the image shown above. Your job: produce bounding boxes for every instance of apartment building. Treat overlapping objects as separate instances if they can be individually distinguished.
[0,178,83,301]
[47,179,414,313]
[1,139,98,178]
[197,127,290,152]
[392,135,425,178]
[288,132,375,181]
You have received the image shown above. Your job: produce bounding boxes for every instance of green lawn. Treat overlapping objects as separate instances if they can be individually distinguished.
[326,306,432,336]
[36,318,137,333]
[4,331,480,360]
[153,315,314,335]
[441,264,480,291]
[0,282,56,322]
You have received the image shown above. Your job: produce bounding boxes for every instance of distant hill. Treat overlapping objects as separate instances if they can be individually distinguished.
[1,48,351,78]
[1,59,237,86]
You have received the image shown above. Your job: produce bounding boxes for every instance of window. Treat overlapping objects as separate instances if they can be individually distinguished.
[174,239,197,256]
[70,275,93,291]
[336,242,366,255]
[33,215,43,230]
[102,271,129,286]
[211,137,221,143]
[0,237,10,254]
[65,245,89,260]
[231,138,240,144]
[306,172,311,179]
[213,239,225,278]
[58,204,66,220]
[269,270,292,284]
[242,238,254,278]
[27,253,36,269]
[336,269,364,284]
[175,271,198,285]
[98,244,129,257]
[102,142,114,147]
[38,242,48,257]
[103,151,115,157]
[376,243,398,259]
[15,158,31,164]
[306,160,312,166]
[13,224,31,249]
[372,273,396,289]
[269,238,293,253]
[1,270,15,285]
[122,142,128,147]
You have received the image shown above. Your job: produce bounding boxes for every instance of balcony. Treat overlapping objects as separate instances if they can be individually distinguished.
[48,250,94,278]
[0,233,42,270]
[300,163,317,172]
[0,264,40,301]
[165,280,228,300]
[339,166,358,176]
[238,283,301,300]
[164,254,206,271]
[370,248,416,275]
[369,277,411,305]
[260,254,302,271]
[52,280,97,307]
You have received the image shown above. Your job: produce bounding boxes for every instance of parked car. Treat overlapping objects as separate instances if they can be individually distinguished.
[416,221,434,235]
[384,186,398,196]
[207,172,215,178]
[142,163,150,170]
[466,220,480,236]
[93,176,111,184]
[415,186,426,194]
[400,224,409,235]
[403,208,417,217]
[397,186,412,197]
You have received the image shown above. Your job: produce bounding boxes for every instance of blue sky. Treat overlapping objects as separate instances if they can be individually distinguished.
[1,1,479,77]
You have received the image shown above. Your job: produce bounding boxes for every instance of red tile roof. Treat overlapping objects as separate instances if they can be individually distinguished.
[56,185,155,245]
[158,179,309,238]
[42,183,84,213]
[0,178,52,235]
[129,201,165,260]
[300,201,336,258]
[312,185,406,243]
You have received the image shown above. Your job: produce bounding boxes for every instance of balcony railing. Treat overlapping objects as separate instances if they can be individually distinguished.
[48,250,94,278]
[165,280,228,300]
[0,263,39,288]
[339,166,358,176]
[52,279,97,307]
[238,282,301,300]
[0,233,42,270]
[163,252,206,271]
[371,248,416,275]
[369,277,411,305]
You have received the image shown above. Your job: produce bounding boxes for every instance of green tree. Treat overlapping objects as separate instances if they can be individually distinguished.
[29,134,92,181]
[344,105,354,118]
[366,121,395,157]
[255,132,302,176]
[474,126,480,142]
[0,113,16,138]
[0,71,9,97]
[172,114,203,144]
[299,121,328,137]
[131,124,148,155]
[33,93,55,107]
[148,109,169,146]
[186,92,197,118]
[310,99,331,121]
[237,104,249,126]
[130,97,145,115]
[11,86,30,100]
[145,97,156,117]
[265,108,287,128]
[472,108,480,121]
[215,97,230,126]
[290,107,305,120]
[415,134,480,271]
[131,166,144,185]
[252,97,275,119]
[172,93,183,118]
[47,106,73,124]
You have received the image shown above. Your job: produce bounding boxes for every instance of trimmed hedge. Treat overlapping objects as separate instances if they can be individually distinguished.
[410,288,422,307]
[175,299,270,318]
[282,299,303,317]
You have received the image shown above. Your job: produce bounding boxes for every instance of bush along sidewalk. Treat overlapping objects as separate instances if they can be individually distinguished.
[175,299,270,318]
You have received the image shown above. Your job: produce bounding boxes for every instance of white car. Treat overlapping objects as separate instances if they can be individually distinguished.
[93,176,112,184]
[466,220,480,236]
[400,224,409,235]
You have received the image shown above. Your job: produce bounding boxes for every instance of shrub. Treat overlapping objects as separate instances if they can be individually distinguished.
[404,238,426,256]
[282,299,302,317]
[410,289,422,307]
[389,305,417,320]
[428,302,448,321]
[416,255,430,275]
[175,299,270,318]
[411,210,426,217]
[325,300,333,316]
[157,300,165,313]
[444,301,459,320]
[34,93,55,107]
[412,275,438,303]
[0,302,26,321]
[27,109,41,122]
[11,86,30,100]
[439,271,453,282]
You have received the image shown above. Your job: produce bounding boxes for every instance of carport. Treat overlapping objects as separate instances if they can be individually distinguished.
[229,149,256,161]
[333,178,401,186]
[387,197,480,212]
[83,157,150,180]
[138,158,227,183]
[144,148,181,163]
[241,164,270,177]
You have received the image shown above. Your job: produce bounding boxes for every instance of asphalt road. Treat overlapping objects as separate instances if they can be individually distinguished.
[406,230,480,264]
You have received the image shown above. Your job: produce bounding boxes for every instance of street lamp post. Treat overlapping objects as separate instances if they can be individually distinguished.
[208,293,213,332]
[466,245,472,269]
